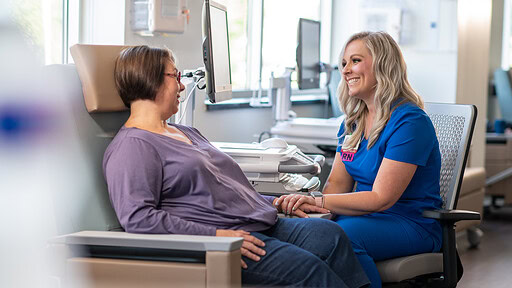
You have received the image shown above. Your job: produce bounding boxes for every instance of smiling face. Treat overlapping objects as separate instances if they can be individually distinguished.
[341,39,377,102]
[155,60,185,118]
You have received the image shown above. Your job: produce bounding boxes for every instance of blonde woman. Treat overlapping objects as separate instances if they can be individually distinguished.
[277,32,442,288]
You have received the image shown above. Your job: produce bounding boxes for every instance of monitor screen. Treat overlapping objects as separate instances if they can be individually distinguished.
[296,18,321,90]
[202,0,232,103]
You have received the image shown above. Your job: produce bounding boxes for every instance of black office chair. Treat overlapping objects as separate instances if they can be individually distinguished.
[377,103,480,288]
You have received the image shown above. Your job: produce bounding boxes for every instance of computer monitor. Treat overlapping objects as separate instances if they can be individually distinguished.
[202,0,232,103]
[296,18,321,90]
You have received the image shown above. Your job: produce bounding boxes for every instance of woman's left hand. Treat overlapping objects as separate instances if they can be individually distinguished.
[275,194,329,218]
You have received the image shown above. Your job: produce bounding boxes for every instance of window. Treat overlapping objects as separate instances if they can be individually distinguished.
[65,0,124,64]
[503,0,512,69]
[261,1,322,90]
[8,0,82,65]
[11,0,64,65]
[223,0,330,92]
[225,0,249,91]
[9,0,123,66]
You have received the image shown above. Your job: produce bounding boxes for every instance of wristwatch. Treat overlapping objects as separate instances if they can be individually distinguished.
[309,191,324,208]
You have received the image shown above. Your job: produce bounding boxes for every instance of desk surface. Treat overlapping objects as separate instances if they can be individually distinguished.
[486,133,512,141]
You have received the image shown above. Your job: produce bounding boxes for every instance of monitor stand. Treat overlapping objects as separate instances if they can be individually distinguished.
[269,68,294,122]
[268,67,344,153]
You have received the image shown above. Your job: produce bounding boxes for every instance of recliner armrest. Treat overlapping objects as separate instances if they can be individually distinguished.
[49,231,243,287]
[51,230,243,252]
[422,209,480,222]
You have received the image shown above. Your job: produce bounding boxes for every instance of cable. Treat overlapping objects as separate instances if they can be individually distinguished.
[258,131,272,143]
[196,76,206,90]
[176,84,196,124]
[176,78,204,124]
[194,69,205,77]
[183,71,194,78]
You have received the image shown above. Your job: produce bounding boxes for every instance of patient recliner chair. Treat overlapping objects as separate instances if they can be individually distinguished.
[45,44,242,288]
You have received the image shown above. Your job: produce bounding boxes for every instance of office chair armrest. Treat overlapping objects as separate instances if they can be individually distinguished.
[51,230,243,252]
[422,209,481,222]
[422,209,480,287]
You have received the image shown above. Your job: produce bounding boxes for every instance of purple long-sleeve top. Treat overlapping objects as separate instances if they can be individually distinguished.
[103,124,278,236]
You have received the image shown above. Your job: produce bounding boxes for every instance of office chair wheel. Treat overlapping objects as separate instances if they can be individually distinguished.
[467,227,483,248]
[483,205,491,216]
[491,196,504,209]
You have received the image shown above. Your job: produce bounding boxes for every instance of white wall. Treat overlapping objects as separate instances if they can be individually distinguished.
[80,0,125,45]
[331,0,458,103]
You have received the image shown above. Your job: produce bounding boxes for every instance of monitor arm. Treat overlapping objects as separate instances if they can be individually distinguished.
[320,62,334,86]
[269,68,294,123]
[270,64,333,124]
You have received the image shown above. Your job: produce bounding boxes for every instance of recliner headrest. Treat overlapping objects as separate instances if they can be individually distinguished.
[70,44,129,113]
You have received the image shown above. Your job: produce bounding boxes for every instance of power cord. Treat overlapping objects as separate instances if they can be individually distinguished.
[196,76,206,90]
[258,131,272,143]
[176,78,205,124]
[176,68,206,124]
[183,68,206,90]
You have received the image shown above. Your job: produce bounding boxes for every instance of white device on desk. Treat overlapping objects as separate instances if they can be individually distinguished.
[212,138,325,196]
[271,116,344,149]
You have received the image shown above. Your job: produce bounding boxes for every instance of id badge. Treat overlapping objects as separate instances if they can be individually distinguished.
[341,135,360,162]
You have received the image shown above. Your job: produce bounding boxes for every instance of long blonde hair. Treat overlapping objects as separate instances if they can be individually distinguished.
[338,31,423,149]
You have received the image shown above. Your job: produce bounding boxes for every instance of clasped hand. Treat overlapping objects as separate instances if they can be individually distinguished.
[215,195,329,269]
[274,194,329,218]
[216,229,265,269]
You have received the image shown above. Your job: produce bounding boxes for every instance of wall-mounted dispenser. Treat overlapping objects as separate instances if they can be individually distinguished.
[131,0,189,35]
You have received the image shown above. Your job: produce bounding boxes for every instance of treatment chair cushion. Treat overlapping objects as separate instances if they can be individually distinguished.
[459,167,485,197]
[456,167,485,232]
[376,253,443,283]
[70,44,128,113]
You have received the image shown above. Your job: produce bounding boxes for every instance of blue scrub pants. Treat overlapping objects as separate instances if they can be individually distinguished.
[336,213,440,288]
[242,218,370,288]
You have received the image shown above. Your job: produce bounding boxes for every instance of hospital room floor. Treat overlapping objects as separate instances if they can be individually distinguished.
[457,206,512,287]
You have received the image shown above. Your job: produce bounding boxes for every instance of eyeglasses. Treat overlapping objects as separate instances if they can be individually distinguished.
[164,71,181,83]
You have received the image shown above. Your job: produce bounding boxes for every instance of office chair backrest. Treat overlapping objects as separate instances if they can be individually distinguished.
[43,45,131,234]
[424,103,477,210]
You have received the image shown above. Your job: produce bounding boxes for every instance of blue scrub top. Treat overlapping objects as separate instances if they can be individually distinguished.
[336,102,443,240]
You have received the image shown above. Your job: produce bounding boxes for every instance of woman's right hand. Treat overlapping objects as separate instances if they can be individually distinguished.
[275,194,329,217]
[216,229,266,269]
